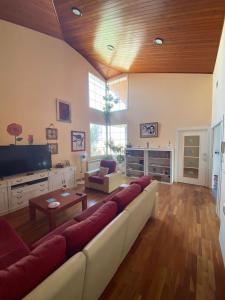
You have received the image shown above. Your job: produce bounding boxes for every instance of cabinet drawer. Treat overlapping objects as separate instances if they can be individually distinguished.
[37,171,48,179]
[11,187,26,196]
[35,187,48,197]
[0,188,8,214]
[33,181,48,191]
[49,170,63,177]
[11,181,48,196]
[10,195,28,210]
[0,181,7,188]
[10,177,26,186]
[9,172,48,186]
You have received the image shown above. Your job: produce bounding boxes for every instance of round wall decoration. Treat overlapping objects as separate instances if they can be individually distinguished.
[7,123,23,136]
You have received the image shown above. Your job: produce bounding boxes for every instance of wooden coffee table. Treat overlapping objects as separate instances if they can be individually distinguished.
[29,189,87,231]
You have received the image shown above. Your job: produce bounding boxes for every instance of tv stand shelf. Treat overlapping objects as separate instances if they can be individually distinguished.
[11,177,48,190]
[0,166,76,216]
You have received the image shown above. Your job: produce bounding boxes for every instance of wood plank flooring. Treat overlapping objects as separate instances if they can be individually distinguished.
[101,183,225,300]
[2,182,225,300]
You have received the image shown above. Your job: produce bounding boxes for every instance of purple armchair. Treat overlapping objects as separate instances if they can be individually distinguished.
[85,160,122,193]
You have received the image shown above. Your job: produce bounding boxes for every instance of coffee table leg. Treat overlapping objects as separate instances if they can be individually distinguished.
[49,214,56,231]
[82,196,87,210]
[29,204,36,221]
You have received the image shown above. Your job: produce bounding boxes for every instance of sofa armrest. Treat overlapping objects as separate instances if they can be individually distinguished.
[23,252,86,300]
[104,172,119,178]
[85,169,99,177]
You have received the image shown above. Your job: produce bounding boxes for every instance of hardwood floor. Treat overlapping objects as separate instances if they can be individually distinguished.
[101,183,225,300]
[2,182,225,300]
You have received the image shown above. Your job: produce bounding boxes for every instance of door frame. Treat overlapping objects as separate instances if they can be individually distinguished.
[211,120,223,216]
[175,126,211,187]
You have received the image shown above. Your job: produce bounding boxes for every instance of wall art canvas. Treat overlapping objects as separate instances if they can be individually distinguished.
[71,131,85,152]
[48,143,58,155]
[56,99,71,123]
[46,128,58,140]
[140,122,158,138]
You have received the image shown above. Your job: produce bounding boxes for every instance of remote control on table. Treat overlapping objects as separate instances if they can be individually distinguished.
[76,192,83,196]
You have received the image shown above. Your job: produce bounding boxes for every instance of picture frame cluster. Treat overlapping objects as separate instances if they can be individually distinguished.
[46,100,86,156]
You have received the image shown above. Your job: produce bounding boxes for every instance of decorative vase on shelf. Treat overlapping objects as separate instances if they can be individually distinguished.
[28,135,34,145]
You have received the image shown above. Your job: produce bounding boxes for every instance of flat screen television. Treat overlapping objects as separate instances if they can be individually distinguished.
[0,145,52,178]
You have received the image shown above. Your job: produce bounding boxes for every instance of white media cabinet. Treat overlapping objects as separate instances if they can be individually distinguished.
[0,166,76,216]
[125,147,174,184]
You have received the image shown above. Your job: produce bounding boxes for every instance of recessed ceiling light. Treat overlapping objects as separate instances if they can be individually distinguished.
[107,45,115,51]
[154,38,164,45]
[71,7,82,16]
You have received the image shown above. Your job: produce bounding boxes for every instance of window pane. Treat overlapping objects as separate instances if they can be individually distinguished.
[89,73,105,111]
[108,76,128,111]
[109,124,127,154]
[90,123,106,156]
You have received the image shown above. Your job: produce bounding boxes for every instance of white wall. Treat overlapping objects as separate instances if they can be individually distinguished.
[0,20,103,174]
[212,19,225,126]
[112,73,212,148]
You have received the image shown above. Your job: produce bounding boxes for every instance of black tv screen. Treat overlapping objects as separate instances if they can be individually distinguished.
[0,145,52,178]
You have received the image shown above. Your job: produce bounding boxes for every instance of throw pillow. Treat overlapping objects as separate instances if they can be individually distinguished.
[99,166,109,177]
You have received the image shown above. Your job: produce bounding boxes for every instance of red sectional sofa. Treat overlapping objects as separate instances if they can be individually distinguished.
[0,176,158,300]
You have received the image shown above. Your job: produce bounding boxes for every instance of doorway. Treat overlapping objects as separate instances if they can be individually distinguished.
[212,122,223,216]
[176,128,210,186]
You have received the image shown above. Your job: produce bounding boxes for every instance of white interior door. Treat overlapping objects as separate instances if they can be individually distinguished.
[212,122,223,216]
[177,129,209,186]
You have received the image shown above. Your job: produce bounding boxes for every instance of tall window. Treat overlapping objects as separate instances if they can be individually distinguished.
[90,123,106,156]
[89,73,128,112]
[110,124,127,150]
[88,73,105,111]
[90,123,127,157]
[108,76,128,111]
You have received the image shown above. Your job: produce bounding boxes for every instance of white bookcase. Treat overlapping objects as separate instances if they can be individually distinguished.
[125,148,174,184]
[0,166,76,216]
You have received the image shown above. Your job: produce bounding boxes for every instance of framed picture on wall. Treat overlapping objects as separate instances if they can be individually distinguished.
[140,122,158,138]
[46,128,58,140]
[56,99,71,123]
[48,143,58,155]
[71,131,85,152]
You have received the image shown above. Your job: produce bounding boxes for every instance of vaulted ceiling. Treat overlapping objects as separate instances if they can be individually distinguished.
[0,0,225,79]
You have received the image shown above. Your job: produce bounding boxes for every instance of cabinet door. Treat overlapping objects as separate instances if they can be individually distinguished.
[63,167,76,188]
[49,170,64,191]
[0,188,8,215]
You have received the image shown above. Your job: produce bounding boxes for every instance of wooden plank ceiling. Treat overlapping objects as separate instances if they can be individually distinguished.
[0,0,225,79]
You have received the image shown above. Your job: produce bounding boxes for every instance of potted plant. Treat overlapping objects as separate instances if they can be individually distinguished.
[108,141,125,172]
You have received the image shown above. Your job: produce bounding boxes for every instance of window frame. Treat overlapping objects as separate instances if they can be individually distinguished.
[89,122,106,157]
[88,73,106,112]
[107,75,129,112]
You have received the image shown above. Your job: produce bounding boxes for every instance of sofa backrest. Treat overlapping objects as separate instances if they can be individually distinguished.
[100,160,116,174]
[130,175,152,191]
[110,183,142,212]
[63,201,118,257]
[0,218,30,269]
[0,235,66,300]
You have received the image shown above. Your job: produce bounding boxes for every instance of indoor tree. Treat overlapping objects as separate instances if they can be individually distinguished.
[102,85,118,156]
